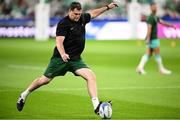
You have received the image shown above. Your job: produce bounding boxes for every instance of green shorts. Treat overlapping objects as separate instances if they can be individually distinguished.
[44,57,89,78]
[147,39,160,49]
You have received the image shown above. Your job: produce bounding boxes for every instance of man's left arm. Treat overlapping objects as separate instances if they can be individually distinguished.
[159,19,176,29]
[89,2,118,19]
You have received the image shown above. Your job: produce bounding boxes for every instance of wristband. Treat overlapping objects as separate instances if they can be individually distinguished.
[106,5,110,10]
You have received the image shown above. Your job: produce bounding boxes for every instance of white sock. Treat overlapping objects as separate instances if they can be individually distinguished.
[21,89,30,100]
[138,54,149,69]
[155,55,164,70]
[91,97,99,110]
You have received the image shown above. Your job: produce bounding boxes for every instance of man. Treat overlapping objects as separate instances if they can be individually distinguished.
[17,1,118,116]
[136,2,175,75]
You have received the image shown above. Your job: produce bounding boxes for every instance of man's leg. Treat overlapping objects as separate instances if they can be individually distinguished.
[154,47,171,74]
[17,75,52,111]
[136,48,152,74]
[27,75,52,92]
[75,68,100,113]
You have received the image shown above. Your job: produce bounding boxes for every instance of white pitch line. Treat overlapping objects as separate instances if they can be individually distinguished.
[5,64,180,91]
[8,64,44,70]
[40,86,180,91]
[98,86,180,90]
[0,86,180,92]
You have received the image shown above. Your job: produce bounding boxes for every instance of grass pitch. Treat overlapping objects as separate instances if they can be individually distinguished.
[0,38,180,119]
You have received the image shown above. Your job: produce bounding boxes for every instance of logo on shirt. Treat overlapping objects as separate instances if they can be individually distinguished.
[70,27,74,30]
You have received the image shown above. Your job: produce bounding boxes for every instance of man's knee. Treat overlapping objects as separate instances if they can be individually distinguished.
[38,76,52,85]
[86,70,96,82]
[87,75,96,82]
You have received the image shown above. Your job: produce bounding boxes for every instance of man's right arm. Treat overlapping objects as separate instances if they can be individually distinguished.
[159,19,176,29]
[56,36,70,62]
[89,2,118,19]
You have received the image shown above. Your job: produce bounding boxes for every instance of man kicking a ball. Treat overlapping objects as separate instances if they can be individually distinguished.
[17,1,118,116]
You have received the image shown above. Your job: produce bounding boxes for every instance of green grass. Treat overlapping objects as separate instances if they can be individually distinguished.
[0,38,180,119]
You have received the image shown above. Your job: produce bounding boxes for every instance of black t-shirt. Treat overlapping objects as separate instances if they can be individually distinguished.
[52,13,91,60]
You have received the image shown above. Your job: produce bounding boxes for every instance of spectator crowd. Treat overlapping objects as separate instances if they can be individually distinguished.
[0,0,180,20]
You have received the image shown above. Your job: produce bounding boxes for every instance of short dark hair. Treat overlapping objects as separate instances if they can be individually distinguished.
[70,2,82,11]
[150,1,156,6]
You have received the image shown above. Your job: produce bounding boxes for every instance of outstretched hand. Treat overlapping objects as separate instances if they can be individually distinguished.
[107,2,118,9]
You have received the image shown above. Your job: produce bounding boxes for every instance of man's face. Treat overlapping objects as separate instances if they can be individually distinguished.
[151,4,157,14]
[69,8,82,22]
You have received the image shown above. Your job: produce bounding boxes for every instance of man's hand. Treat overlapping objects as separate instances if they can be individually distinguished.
[146,38,150,45]
[61,54,70,62]
[107,2,118,10]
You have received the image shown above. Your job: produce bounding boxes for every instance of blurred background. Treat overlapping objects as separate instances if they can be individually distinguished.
[0,0,180,39]
[0,0,180,20]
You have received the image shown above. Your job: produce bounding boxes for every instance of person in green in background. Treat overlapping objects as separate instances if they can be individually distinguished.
[136,2,176,75]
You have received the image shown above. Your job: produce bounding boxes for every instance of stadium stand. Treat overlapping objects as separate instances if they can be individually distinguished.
[0,0,179,20]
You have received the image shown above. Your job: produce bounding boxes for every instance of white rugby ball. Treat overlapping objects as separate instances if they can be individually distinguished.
[99,102,112,119]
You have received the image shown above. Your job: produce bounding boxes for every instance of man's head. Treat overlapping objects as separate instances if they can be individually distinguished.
[69,2,82,22]
[150,2,157,14]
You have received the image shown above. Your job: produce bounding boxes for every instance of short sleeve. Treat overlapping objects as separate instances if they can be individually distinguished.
[147,16,154,25]
[56,20,68,36]
[83,13,91,24]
